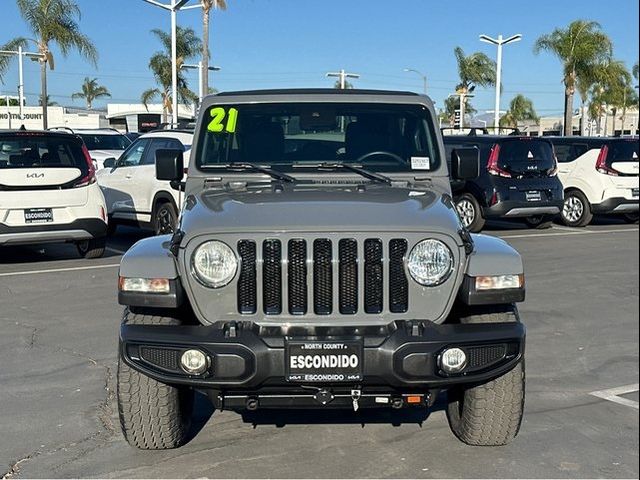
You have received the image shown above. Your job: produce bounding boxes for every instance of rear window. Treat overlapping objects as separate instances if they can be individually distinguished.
[79,133,130,151]
[497,139,555,174]
[607,140,639,163]
[0,134,87,172]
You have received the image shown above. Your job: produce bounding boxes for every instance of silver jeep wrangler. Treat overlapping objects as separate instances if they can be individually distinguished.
[116,89,526,449]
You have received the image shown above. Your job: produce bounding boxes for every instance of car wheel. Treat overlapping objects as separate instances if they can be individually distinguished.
[524,215,554,229]
[622,213,639,224]
[76,237,106,259]
[561,190,593,227]
[153,202,178,236]
[117,307,194,449]
[446,305,525,446]
[455,194,485,233]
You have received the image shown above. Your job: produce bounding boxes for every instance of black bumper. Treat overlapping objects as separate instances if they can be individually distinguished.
[0,218,107,237]
[120,320,525,392]
[591,197,639,214]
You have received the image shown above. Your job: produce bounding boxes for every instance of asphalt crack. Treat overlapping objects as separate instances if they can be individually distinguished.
[2,454,37,479]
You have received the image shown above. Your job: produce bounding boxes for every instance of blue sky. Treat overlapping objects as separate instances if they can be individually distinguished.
[1,0,638,117]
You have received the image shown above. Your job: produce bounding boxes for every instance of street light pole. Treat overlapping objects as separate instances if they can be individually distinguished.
[326,69,360,89]
[479,33,522,131]
[182,62,221,104]
[404,68,427,95]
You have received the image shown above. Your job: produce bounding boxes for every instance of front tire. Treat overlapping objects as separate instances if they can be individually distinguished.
[117,308,193,449]
[455,193,485,233]
[76,237,106,259]
[446,306,525,446]
[561,190,593,227]
[622,213,639,224]
[153,201,178,236]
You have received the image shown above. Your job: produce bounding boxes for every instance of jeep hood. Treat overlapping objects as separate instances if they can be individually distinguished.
[179,184,462,243]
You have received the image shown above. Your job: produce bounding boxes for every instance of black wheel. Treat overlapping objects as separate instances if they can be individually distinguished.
[446,305,525,446]
[561,190,593,227]
[622,213,639,224]
[153,201,178,236]
[117,308,194,449]
[524,214,554,229]
[76,237,106,259]
[454,193,485,233]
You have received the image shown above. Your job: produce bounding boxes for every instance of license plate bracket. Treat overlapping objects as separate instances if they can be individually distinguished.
[24,208,53,223]
[285,339,363,383]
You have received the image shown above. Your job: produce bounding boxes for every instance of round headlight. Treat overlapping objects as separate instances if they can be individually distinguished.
[192,240,238,288]
[407,239,454,286]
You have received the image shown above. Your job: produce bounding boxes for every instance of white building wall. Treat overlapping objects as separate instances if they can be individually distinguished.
[0,106,102,130]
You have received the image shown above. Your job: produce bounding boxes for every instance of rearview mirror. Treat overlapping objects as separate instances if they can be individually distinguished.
[103,157,116,169]
[450,148,480,180]
[156,149,184,182]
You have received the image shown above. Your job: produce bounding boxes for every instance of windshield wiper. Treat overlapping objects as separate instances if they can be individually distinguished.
[203,163,296,183]
[294,162,393,185]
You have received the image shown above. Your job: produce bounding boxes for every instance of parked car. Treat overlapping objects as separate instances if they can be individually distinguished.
[115,89,526,449]
[49,127,131,170]
[443,134,564,232]
[547,136,639,226]
[0,129,108,258]
[96,130,192,235]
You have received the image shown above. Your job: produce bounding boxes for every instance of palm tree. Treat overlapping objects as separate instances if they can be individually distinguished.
[13,0,97,128]
[38,94,58,106]
[534,20,612,136]
[453,47,496,127]
[201,0,226,96]
[633,61,639,81]
[333,79,354,89]
[499,94,539,128]
[71,77,110,109]
[141,26,201,124]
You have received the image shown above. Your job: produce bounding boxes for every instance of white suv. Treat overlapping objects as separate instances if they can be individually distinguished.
[49,127,131,170]
[550,137,639,226]
[96,130,192,235]
[0,130,108,258]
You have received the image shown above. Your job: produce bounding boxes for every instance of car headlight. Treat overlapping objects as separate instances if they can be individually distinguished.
[407,239,454,286]
[192,240,238,288]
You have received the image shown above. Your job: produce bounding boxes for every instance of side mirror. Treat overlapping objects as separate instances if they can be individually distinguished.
[156,149,184,182]
[103,157,116,169]
[450,148,480,180]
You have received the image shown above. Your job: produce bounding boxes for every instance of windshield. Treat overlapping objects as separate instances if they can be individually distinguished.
[196,102,440,173]
[79,133,130,150]
[0,133,87,172]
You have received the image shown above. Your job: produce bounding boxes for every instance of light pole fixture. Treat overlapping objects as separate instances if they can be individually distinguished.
[479,33,522,130]
[143,0,201,127]
[326,69,360,89]
[182,62,221,104]
[0,47,46,122]
[404,68,427,95]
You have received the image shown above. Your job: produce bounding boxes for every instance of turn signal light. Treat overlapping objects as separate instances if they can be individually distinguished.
[118,276,170,294]
[475,274,524,291]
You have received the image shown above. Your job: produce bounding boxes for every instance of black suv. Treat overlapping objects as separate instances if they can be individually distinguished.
[443,134,564,232]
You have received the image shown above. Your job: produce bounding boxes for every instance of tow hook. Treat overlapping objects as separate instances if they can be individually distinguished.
[313,389,335,405]
[351,389,361,412]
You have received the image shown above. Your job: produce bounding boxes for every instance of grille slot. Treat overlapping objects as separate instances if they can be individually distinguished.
[313,239,333,315]
[389,239,408,313]
[139,347,181,372]
[339,239,358,314]
[263,239,282,315]
[467,345,507,369]
[364,239,383,314]
[237,240,257,314]
[288,239,308,315]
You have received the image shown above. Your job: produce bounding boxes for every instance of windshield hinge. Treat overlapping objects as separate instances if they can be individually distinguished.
[169,229,184,257]
[458,228,474,255]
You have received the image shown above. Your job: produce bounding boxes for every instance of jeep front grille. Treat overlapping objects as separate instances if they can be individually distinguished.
[236,238,410,316]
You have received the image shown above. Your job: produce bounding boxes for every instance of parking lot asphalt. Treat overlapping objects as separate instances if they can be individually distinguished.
[1,219,638,479]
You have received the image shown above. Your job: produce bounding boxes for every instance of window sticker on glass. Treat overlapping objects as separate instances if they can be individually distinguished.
[411,156,431,170]
[207,107,239,133]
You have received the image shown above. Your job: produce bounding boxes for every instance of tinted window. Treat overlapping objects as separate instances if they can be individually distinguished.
[607,140,639,163]
[119,139,150,167]
[79,133,131,150]
[554,143,589,163]
[142,138,185,165]
[197,103,440,172]
[0,134,87,172]
[497,139,555,175]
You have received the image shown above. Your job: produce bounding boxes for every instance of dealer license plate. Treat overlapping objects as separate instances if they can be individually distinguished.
[632,188,639,198]
[286,340,363,382]
[525,190,542,202]
[24,208,53,223]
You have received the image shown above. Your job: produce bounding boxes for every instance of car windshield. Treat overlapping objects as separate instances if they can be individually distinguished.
[79,133,130,150]
[196,102,440,173]
[0,133,87,172]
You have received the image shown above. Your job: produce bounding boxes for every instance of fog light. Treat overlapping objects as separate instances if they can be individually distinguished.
[180,349,209,375]
[440,348,467,373]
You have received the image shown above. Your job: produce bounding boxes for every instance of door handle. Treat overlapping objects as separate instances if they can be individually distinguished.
[125,174,133,179]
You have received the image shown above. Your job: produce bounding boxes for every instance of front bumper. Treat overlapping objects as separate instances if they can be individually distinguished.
[0,218,107,246]
[120,320,525,393]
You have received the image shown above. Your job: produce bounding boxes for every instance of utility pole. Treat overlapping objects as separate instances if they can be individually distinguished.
[404,68,427,95]
[448,92,474,129]
[479,33,522,130]
[0,47,45,122]
[326,69,360,89]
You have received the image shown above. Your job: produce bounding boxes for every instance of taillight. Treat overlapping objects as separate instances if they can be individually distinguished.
[75,144,97,187]
[486,144,511,178]
[595,145,618,176]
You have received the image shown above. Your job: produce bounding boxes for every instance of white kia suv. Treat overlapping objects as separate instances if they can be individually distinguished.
[0,130,108,257]
[96,130,192,235]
